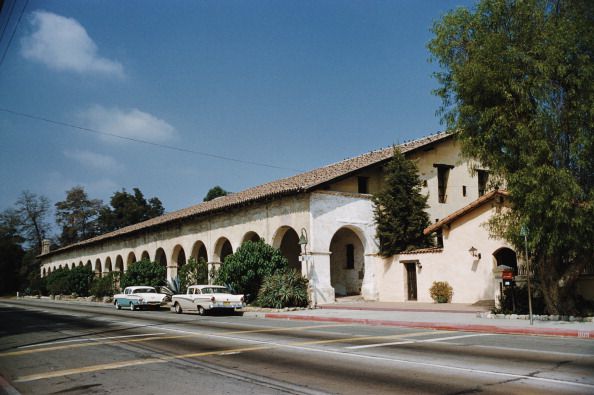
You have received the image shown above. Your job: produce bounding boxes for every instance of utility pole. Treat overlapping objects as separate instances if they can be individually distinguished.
[521,225,534,325]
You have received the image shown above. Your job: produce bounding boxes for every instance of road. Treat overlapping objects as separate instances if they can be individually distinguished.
[0,299,593,395]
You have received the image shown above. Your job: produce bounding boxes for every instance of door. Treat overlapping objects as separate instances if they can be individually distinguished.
[405,262,417,301]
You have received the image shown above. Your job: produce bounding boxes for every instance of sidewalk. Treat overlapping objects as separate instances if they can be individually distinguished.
[253,300,594,339]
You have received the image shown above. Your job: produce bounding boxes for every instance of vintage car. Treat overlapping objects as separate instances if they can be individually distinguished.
[113,286,169,310]
[171,285,245,315]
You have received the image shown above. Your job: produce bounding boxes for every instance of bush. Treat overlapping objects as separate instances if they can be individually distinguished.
[67,266,95,296]
[493,284,545,315]
[429,281,453,303]
[215,240,288,303]
[46,268,71,295]
[90,272,120,298]
[256,268,309,308]
[121,259,166,288]
[177,257,208,293]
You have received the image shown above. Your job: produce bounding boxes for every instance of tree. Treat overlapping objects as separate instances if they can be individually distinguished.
[98,188,164,232]
[177,257,208,294]
[215,240,288,302]
[373,147,433,256]
[0,210,25,294]
[121,259,166,288]
[429,0,594,314]
[203,186,228,202]
[14,191,51,253]
[55,186,104,246]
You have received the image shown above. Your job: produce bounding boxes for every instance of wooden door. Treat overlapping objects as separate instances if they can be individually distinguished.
[405,262,417,301]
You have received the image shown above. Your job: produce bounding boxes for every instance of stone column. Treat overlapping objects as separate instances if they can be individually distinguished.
[361,253,380,301]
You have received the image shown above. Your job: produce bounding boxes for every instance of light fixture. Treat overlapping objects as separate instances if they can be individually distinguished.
[416,261,422,269]
[468,246,481,259]
[298,228,308,255]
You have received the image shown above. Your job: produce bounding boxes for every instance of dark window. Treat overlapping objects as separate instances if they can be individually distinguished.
[462,185,467,197]
[346,244,354,269]
[433,164,453,203]
[478,170,489,196]
[436,229,444,248]
[358,177,369,194]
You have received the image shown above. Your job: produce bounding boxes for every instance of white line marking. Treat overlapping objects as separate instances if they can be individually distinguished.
[18,333,167,348]
[347,333,495,349]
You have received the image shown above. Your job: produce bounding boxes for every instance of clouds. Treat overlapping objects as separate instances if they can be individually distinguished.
[21,10,124,77]
[79,105,177,143]
[63,149,119,171]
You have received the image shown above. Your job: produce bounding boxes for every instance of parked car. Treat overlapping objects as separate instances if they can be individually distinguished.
[113,286,169,310]
[171,285,245,315]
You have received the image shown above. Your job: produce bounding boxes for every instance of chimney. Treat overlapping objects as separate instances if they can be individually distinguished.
[41,239,51,255]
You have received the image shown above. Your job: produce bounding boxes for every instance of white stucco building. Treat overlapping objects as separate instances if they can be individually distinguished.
[38,132,594,305]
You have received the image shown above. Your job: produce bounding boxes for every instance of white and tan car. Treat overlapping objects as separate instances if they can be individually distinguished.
[113,286,168,311]
[171,285,245,315]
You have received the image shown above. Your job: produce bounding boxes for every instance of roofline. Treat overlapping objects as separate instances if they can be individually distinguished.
[423,189,509,235]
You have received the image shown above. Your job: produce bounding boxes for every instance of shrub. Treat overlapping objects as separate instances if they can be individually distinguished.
[429,281,453,303]
[177,257,208,293]
[256,268,309,308]
[67,266,95,296]
[493,284,545,315]
[90,272,120,298]
[46,268,70,295]
[215,240,288,303]
[121,259,166,288]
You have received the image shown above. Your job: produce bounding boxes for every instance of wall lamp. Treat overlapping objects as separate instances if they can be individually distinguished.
[469,246,481,259]
[298,228,308,255]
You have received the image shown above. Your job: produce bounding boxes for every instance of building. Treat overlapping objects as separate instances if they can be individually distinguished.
[39,131,593,304]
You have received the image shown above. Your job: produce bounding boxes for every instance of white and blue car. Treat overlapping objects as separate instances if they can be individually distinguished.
[113,286,168,311]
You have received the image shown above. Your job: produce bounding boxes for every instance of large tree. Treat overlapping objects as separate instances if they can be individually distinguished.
[429,0,594,314]
[373,148,433,256]
[55,186,104,246]
[203,185,228,202]
[14,191,51,254]
[0,210,25,294]
[98,188,164,232]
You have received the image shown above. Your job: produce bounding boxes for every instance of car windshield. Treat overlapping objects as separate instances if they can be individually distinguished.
[134,288,155,293]
[201,287,230,294]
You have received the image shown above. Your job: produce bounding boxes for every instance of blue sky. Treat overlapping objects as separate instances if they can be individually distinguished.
[0,0,475,224]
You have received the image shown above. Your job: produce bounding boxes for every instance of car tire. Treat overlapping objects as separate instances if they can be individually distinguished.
[174,303,182,314]
[115,301,121,310]
[197,306,205,316]
[130,303,136,311]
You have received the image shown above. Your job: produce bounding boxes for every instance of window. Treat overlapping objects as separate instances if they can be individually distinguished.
[478,170,489,196]
[436,229,444,248]
[433,164,453,203]
[462,185,467,197]
[346,244,354,269]
[357,177,369,194]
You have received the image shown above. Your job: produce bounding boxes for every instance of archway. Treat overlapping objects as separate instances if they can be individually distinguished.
[155,248,167,266]
[242,231,261,244]
[126,252,136,271]
[78,261,84,267]
[94,259,102,277]
[115,255,124,272]
[140,251,150,261]
[214,237,233,263]
[191,240,208,262]
[172,245,187,269]
[494,247,518,272]
[42,268,46,277]
[85,260,92,269]
[329,227,365,297]
[104,257,113,274]
[273,226,300,271]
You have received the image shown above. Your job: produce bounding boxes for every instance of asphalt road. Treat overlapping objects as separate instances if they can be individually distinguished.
[0,299,593,395]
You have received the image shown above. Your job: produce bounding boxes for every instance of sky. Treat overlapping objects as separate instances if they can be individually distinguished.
[0,0,476,229]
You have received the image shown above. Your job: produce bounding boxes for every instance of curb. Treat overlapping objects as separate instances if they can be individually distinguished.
[264,313,594,339]
[318,305,486,314]
[0,375,20,395]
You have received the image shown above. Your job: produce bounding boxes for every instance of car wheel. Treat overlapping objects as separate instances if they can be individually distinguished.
[174,303,182,314]
[130,303,136,311]
[197,306,205,316]
[115,301,121,310]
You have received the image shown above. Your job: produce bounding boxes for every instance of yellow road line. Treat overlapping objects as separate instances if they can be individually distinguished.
[13,330,439,383]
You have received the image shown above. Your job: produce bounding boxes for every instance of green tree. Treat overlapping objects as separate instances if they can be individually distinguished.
[0,210,25,294]
[55,186,104,246]
[373,147,433,256]
[203,186,228,202]
[98,188,164,232]
[429,0,594,314]
[177,257,208,293]
[215,240,288,302]
[121,259,166,288]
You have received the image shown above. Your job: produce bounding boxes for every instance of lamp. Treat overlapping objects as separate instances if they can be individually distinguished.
[468,246,481,259]
[298,228,308,255]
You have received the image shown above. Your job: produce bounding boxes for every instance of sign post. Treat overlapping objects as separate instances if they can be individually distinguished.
[521,225,534,325]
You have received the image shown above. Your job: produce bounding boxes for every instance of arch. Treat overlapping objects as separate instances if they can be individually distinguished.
[47,267,52,275]
[140,250,150,261]
[214,237,233,263]
[94,259,102,277]
[70,262,75,269]
[155,248,167,266]
[85,260,92,268]
[78,261,84,267]
[493,247,518,272]
[42,267,46,277]
[329,227,366,297]
[273,226,300,271]
[104,257,113,274]
[242,231,261,244]
[172,245,187,268]
[191,240,208,262]
[115,255,124,272]
[127,252,137,266]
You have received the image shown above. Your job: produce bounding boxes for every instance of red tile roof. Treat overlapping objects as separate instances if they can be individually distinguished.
[41,131,453,258]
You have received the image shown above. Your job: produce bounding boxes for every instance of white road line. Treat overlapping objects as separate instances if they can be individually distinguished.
[347,333,495,349]
[18,333,167,348]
